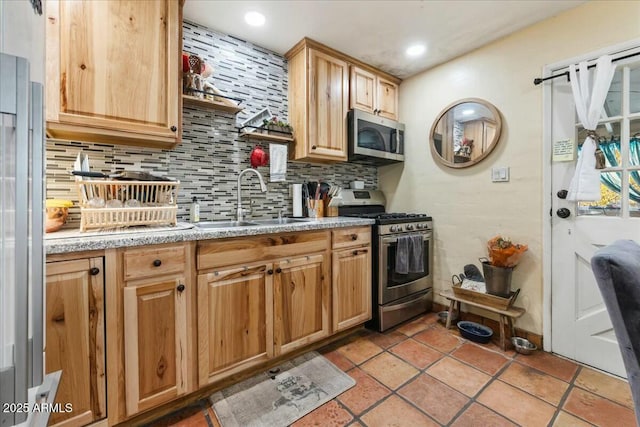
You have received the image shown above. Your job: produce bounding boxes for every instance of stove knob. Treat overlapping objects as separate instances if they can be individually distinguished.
[396,225,404,232]
[390,225,398,232]
[406,224,414,231]
[415,224,423,230]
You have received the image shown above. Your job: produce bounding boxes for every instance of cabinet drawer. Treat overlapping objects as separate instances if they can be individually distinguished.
[332,227,371,249]
[123,245,186,281]
[198,231,329,270]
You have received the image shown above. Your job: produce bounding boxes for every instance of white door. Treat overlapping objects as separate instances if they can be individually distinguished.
[551,58,640,377]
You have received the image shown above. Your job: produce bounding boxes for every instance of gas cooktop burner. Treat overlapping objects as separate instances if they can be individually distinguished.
[378,213,429,219]
[344,211,432,224]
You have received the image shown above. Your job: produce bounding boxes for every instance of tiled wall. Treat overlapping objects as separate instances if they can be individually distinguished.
[46,21,378,223]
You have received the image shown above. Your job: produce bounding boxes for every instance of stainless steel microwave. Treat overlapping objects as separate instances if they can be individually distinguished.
[348,109,404,164]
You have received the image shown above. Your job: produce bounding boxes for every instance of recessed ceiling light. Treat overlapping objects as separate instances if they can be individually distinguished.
[244,11,265,27]
[462,109,475,116]
[406,44,426,57]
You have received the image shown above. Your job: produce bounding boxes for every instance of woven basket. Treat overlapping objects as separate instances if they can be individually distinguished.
[76,179,180,231]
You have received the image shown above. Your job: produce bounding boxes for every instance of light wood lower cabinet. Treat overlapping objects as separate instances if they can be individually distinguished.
[197,263,273,386]
[332,247,372,332]
[45,257,106,427]
[274,254,330,355]
[107,242,195,423]
[196,231,333,385]
[51,229,371,424]
[123,278,188,416]
[197,254,330,384]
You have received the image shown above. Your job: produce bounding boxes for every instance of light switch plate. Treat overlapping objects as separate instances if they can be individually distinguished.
[492,167,510,182]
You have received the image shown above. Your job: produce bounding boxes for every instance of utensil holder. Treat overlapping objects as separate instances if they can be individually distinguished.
[324,198,338,217]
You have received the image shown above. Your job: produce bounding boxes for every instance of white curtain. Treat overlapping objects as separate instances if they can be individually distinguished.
[566,55,616,201]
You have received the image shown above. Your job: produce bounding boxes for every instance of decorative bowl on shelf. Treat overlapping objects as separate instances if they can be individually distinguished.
[457,321,493,344]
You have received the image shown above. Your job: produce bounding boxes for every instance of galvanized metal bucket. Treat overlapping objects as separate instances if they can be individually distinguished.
[480,259,513,297]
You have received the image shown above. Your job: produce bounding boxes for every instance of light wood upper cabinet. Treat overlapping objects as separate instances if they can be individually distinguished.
[197,263,273,386]
[350,66,399,120]
[332,227,372,332]
[45,0,182,148]
[376,76,399,120]
[46,257,106,427]
[286,38,401,162]
[274,254,330,355]
[287,40,349,162]
[123,277,188,416]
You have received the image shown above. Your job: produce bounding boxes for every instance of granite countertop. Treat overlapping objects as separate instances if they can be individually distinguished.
[45,217,375,254]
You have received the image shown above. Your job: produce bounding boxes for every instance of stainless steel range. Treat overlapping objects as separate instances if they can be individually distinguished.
[337,190,433,331]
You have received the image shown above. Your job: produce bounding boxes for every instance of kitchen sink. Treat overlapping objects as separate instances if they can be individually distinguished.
[196,220,259,229]
[252,218,313,225]
[196,218,313,229]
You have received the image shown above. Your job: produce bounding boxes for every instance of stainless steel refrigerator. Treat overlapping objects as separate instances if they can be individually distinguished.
[0,50,59,427]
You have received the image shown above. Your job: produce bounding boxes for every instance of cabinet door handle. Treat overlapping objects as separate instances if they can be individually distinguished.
[311,145,317,150]
[170,125,177,132]
[351,234,358,241]
[177,284,185,292]
[267,269,274,275]
[276,267,282,274]
[153,259,162,267]
[89,267,100,276]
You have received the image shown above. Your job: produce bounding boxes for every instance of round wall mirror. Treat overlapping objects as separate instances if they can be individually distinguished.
[430,98,502,168]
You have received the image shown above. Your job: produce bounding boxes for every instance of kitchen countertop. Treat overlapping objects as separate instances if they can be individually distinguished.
[45,217,375,254]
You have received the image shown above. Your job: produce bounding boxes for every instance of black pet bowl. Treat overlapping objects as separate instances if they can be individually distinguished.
[457,321,493,344]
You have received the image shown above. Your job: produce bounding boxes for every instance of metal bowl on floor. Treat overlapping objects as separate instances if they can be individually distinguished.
[511,337,537,355]
[437,310,458,324]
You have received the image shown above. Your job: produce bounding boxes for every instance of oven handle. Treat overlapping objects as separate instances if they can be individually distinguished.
[381,232,432,245]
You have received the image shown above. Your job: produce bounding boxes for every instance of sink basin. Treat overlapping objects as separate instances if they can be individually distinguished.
[253,218,313,225]
[196,220,258,229]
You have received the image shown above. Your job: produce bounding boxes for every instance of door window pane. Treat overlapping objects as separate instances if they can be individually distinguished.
[631,118,640,167]
[631,65,640,114]
[604,68,623,117]
[578,171,622,217]
[630,170,640,217]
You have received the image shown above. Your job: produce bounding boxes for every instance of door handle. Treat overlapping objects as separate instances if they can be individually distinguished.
[557,189,568,199]
[557,208,571,218]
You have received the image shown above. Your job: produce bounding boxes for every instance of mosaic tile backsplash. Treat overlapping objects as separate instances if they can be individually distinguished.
[46,21,377,224]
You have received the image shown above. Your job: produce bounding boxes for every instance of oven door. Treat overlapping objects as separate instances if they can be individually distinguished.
[379,231,432,304]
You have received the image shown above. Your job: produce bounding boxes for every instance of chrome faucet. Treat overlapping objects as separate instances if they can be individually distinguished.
[236,168,268,221]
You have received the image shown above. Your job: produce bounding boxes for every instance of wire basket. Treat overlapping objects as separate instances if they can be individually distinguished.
[75,179,180,231]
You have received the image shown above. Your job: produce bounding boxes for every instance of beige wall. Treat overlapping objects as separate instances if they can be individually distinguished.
[380,1,640,334]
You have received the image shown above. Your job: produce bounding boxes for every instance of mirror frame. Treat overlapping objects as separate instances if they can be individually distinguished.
[429,98,502,169]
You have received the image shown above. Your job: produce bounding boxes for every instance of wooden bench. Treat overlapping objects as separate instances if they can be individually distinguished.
[439,289,525,350]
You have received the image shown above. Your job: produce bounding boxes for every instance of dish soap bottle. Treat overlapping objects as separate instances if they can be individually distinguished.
[190,196,200,223]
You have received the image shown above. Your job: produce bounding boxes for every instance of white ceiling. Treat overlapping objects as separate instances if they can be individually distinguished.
[183,0,586,80]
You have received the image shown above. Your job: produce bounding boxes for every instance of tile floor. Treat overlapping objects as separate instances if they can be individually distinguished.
[151,312,636,427]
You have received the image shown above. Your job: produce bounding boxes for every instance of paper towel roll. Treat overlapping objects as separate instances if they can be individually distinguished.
[292,184,303,217]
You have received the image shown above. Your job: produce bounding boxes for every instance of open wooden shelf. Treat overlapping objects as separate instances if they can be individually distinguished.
[239,130,294,143]
[182,94,243,114]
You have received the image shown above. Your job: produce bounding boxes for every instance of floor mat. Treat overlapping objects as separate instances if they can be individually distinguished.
[210,351,355,427]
